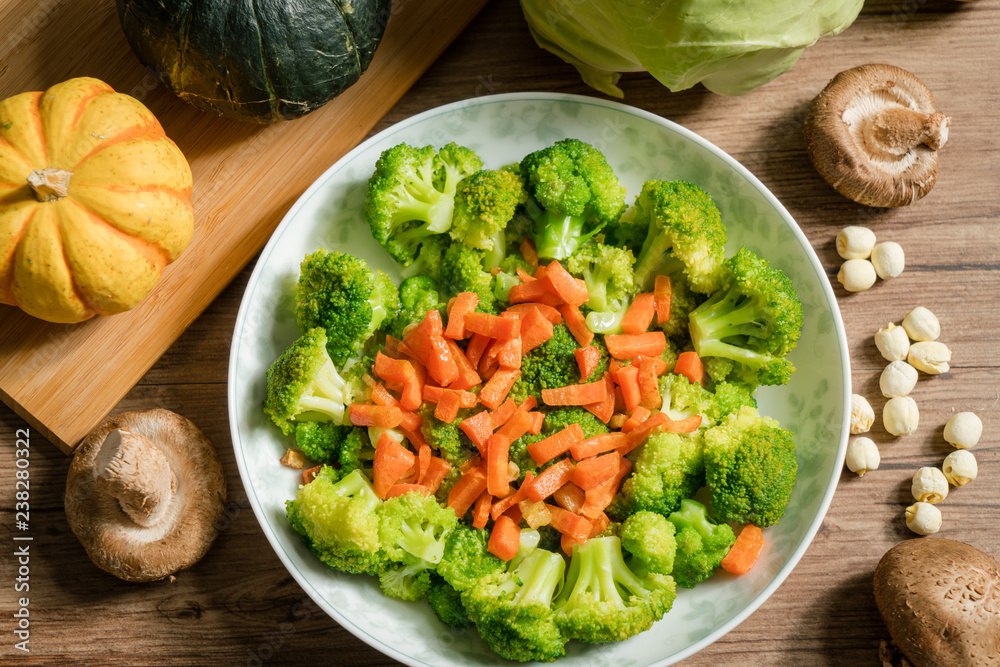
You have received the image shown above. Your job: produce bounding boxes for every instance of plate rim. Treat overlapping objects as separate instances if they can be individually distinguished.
[227,91,851,667]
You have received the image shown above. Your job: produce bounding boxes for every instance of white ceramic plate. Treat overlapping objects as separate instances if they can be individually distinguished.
[229,93,850,666]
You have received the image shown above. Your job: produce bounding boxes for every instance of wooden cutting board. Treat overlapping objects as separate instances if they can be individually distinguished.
[0,0,491,454]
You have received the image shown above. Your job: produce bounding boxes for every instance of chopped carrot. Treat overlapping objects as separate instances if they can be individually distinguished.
[619,412,670,455]
[583,373,616,424]
[384,335,402,359]
[435,389,462,423]
[520,307,555,353]
[613,385,626,414]
[403,310,444,362]
[465,333,491,368]
[541,379,608,406]
[384,483,431,499]
[373,434,416,499]
[721,524,765,575]
[504,504,523,525]
[399,410,422,432]
[544,261,589,307]
[508,278,553,304]
[560,304,594,346]
[472,489,493,529]
[637,356,661,409]
[573,451,621,491]
[546,504,593,542]
[479,368,521,410]
[518,498,552,529]
[570,432,629,460]
[488,514,521,561]
[301,465,323,485]
[574,345,601,381]
[373,353,422,411]
[400,426,427,449]
[519,395,538,412]
[422,385,478,407]
[525,458,575,503]
[662,414,703,433]
[445,339,481,390]
[520,238,539,266]
[505,303,562,324]
[459,410,494,455]
[614,364,641,413]
[674,350,705,386]
[552,481,585,514]
[589,512,610,538]
[490,471,536,520]
[655,275,672,324]
[349,403,403,428]
[527,424,584,466]
[425,335,459,387]
[516,266,536,283]
[421,457,451,494]
[527,410,545,435]
[492,330,522,370]
[368,381,400,408]
[464,312,521,340]
[486,433,513,497]
[561,533,584,557]
[621,292,656,334]
[580,457,632,519]
[495,408,535,444]
[489,398,518,428]
[477,344,499,379]
[621,406,651,433]
[447,467,488,518]
[445,292,480,340]
[605,331,667,360]
[532,264,548,279]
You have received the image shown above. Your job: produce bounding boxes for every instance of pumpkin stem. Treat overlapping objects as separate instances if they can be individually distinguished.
[27,167,73,201]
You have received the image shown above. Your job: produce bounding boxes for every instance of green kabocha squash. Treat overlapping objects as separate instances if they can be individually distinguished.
[116,0,392,123]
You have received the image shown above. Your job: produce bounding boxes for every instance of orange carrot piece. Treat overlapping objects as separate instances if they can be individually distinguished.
[560,304,594,347]
[403,310,445,362]
[493,331,522,370]
[489,398,518,429]
[546,504,593,542]
[373,434,416,499]
[384,484,431,499]
[621,406,651,434]
[301,465,323,485]
[527,410,545,435]
[495,409,534,444]
[605,332,667,360]
[573,451,622,491]
[425,335,459,387]
[459,410,494,455]
[399,410,422,432]
[369,381,400,408]
[447,467,488,518]
[504,504,523,525]
[580,458,632,519]
[518,498,552,529]
[674,350,705,386]
[519,395,538,412]
[552,481,585,514]
[479,368,521,410]
[614,364,642,413]
[655,275,672,325]
[446,338,482,390]
[486,433,513,498]
[574,345,601,382]
[525,459,575,503]
[541,379,608,406]
[544,261,589,307]
[621,292,656,334]
[570,432,629,460]
[349,403,403,428]
[508,278,554,304]
[663,414,703,433]
[619,412,670,455]
[435,390,462,424]
[472,489,493,529]
[516,266,536,283]
[488,514,521,561]
[637,356,662,410]
[422,385,477,407]
[505,303,562,324]
[374,353,422,412]
[721,524,765,575]
[383,335,402,359]
[421,457,451,494]
[583,373,616,424]
[400,426,427,450]
[464,312,521,340]
[527,424,584,466]
[491,471,536,520]
[589,511,610,538]
[520,307,555,354]
[520,238,539,267]
[445,292,480,340]
[465,333,491,368]
[561,533,584,557]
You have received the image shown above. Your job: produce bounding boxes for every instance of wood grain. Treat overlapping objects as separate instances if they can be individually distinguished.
[0,0,490,454]
[0,0,998,665]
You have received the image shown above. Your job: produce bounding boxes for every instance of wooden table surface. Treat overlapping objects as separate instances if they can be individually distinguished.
[2,1,998,665]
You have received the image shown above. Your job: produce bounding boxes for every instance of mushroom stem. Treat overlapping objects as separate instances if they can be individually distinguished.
[866,108,950,155]
[27,167,73,202]
[93,428,176,527]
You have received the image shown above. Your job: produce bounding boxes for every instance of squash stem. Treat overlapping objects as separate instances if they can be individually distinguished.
[27,167,72,201]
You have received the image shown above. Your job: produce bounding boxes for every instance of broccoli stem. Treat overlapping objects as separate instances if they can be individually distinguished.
[689,288,772,369]
[531,209,597,260]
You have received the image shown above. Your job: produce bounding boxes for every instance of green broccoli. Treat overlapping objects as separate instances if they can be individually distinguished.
[566,242,637,334]
[554,535,676,644]
[399,233,449,283]
[610,431,704,520]
[426,577,473,629]
[520,138,627,260]
[264,328,357,434]
[621,511,677,576]
[293,421,350,464]
[503,211,535,255]
[703,405,798,527]
[688,246,804,387]
[509,325,607,402]
[295,249,400,366]
[365,142,481,267]
[658,272,703,341]
[420,408,473,468]
[450,168,527,268]
[375,490,458,600]
[335,427,374,481]
[439,243,497,313]
[628,180,728,294]
[667,498,736,589]
[389,275,441,338]
[509,432,545,482]
[436,523,505,593]
[542,407,610,439]
[659,372,756,427]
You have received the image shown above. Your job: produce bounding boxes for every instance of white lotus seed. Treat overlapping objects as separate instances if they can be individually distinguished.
[902,306,941,342]
[942,450,977,487]
[911,466,949,503]
[905,502,942,535]
[836,226,876,259]
[838,259,877,292]
[879,360,918,398]
[871,241,905,279]
[884,396,919,436]
[845,437,880,476]
[908,341,951,374]
[850,394,875,434]
[874,323,910,362]
[944,412,982,449]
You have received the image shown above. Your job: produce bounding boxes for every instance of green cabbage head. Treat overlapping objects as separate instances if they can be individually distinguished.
[520,0,864,97]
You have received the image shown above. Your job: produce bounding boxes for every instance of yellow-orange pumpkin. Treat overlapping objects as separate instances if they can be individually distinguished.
[0,77,193,323]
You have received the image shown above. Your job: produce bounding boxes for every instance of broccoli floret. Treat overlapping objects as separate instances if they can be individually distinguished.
[426,577,473,629]
[629,180,728,294]
[436,523,505,593]
[509,432,545,482]
[688,246,804,387]
[604,205,648,255]
[520,139,627,260]
[667,498,736,589]
[379,562,434,601]
[440,243,497,313]
[542,407,609,440]
[659,372,756,427]
[389,275,441,338]
[621,511,677,575]
[336,427,374,480]
[420,408,473,468]
[264,328,356,434]
[293,421,350,464]
[658,272,703,341]
[295,249,400,366]
[566,242,637,334]
[510,325,606,403]
[286,468,387,575]
[365,142,481,267]
[400,233,449,283]
[610,431,704,520]
[450,169,527,268]
[554,535,676,644]
[703,406,798,527]
[462,548,568,662]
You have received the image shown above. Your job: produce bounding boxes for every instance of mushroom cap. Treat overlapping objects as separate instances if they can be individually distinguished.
[873,538,1000,667]
[65,409,227,582]
[804,64,948,208]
